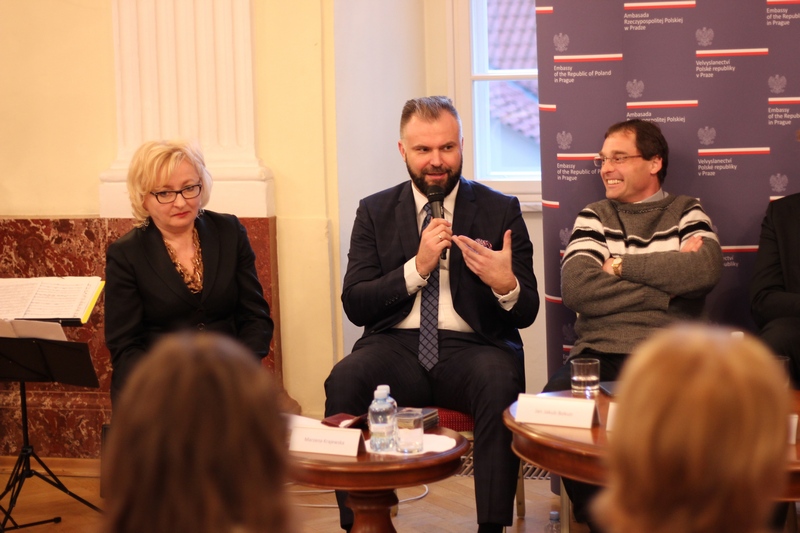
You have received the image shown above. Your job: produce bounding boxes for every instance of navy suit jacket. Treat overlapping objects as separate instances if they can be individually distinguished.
[751,193,800,328]
[105,211,273,398]
[342,178,539,358]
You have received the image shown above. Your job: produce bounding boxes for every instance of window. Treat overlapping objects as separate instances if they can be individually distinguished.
[453,0,541,204]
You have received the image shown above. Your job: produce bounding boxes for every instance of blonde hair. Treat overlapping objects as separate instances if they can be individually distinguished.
[102,332,292,533]
[594,324,789,533]
[126,140,213,226]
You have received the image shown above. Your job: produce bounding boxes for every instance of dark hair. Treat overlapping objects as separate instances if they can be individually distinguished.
[102,332,291,533]
[605,119,669,184]
[400,96,462,138]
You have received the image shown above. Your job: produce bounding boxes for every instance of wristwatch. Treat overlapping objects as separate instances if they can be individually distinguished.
[612,256,623,277]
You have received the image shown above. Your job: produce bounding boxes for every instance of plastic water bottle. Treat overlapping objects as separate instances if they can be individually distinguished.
[377,384,399,448]
[376,384,397,411]
[368,388,396,451]
[544,511,560,532]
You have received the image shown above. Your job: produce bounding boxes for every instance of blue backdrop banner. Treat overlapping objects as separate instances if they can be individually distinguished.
[536,0,800,376]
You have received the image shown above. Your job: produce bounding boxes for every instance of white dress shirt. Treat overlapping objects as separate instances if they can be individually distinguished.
[395,181,520,332]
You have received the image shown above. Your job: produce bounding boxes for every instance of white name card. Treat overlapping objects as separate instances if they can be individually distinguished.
[289,426,365,457]
[515,393,598,428]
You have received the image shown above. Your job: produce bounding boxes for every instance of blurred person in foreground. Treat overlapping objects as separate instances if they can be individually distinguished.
[101,332,292,533]
[105,140,273,406]
[593,324,789,533]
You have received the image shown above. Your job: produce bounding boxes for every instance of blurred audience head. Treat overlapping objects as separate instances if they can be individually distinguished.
[126,140,213,226]
[594,324,789,533]
[102,332,291,533]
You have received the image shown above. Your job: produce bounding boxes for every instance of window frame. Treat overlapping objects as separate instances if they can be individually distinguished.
[451,0,542,207]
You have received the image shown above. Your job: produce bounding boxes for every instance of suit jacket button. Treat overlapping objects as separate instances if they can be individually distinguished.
[196,323,205,331]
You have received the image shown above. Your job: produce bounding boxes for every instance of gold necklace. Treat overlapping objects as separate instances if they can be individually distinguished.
[163,227,204,293]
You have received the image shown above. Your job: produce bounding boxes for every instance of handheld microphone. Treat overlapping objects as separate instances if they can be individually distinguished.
[426,186,447,259]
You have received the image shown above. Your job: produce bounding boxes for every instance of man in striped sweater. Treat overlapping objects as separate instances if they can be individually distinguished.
[543,119,723,531]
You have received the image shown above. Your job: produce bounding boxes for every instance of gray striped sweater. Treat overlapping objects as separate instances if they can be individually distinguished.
[561,193,723,357]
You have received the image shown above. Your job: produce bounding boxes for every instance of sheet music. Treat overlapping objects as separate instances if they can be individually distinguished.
[24,278,100,319]
[0,277,103,321]
[0,278,40,319]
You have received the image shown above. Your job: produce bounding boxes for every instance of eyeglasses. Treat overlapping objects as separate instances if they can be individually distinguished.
[593,154,644,168]
[150,184,202,204]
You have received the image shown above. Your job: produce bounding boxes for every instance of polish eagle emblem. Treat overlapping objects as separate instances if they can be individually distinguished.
[626,79,644,99]
[553,33,569,53]
[768,75,787,94]
[698,127,716,146]
[556,131,573,150]
[559,227,572,247]
[696,27,714,47]
[770,173,789,193]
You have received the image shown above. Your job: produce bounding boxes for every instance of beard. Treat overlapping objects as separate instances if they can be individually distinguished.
[406,160,462,197]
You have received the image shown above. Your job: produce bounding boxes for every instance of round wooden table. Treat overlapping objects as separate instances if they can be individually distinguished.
[290,427,469,533]
[503,390,800,500]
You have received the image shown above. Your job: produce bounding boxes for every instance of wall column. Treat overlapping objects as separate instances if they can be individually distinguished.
[99,0,274,218]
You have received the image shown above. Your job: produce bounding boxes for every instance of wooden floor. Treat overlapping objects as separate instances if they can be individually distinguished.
[0,462,591,532]
[288,476,590,532]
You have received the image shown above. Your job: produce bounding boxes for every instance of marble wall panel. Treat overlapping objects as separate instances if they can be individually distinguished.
[0,217,280,458]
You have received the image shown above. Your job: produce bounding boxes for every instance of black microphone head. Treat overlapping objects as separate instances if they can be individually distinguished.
[426,186,445,204]
[426,186,445,219]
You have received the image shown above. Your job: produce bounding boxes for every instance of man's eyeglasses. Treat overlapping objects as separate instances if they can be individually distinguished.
[150,184,203,204]
[593,154,644,168]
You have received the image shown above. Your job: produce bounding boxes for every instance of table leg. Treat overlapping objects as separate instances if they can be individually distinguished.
[346,489,399,533]
[560,479,571,533]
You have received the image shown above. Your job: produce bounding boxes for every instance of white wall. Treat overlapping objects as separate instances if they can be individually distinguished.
[334,0,428,356]
[520,210,547,393]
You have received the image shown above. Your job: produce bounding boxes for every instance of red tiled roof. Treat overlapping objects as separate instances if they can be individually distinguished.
[487,0,539,142]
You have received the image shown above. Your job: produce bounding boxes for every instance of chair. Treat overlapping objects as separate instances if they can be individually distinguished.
[434,406,526,518]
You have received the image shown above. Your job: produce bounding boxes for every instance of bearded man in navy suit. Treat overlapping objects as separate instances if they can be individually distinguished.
[324,96,539,533]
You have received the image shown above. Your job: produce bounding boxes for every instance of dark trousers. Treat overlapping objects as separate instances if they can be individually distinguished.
[541,351,628,531]
[760,317,800,388]
[324,329,525,529]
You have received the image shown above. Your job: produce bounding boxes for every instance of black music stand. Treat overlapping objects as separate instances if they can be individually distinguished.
[0,336,102,532]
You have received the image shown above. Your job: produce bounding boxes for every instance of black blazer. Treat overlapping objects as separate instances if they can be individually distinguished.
[342,178,539,358]
[750,193,800,328]
[105,211,273,399]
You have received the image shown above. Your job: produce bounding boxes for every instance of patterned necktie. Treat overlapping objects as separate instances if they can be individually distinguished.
[418,203,439,370]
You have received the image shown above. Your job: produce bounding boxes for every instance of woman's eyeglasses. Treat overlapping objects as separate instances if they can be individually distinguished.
[150,184,202,204]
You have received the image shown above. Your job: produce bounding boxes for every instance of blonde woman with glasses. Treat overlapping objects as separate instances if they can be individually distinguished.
[104,140,273,406]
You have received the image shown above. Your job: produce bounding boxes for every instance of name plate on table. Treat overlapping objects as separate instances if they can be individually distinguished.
[289,426,365,456]
[515,393,599,428]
